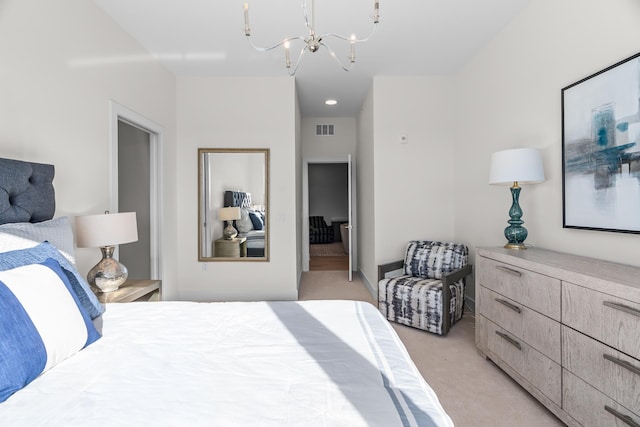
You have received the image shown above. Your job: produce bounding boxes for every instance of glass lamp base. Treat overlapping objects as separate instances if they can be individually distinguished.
[87,246,128,293]
[223,222,238,240]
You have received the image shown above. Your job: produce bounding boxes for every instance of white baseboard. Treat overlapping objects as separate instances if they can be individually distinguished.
[358,270,377,300]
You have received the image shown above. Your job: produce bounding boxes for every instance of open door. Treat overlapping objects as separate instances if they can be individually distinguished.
[347,154,353,282]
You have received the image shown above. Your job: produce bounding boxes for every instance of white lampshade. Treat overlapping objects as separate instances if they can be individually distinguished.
[75,212,138,248]
[218,207,241,221]
[489,148,545,185]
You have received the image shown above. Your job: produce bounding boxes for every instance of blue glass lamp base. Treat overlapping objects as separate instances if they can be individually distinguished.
[504,185,528,250]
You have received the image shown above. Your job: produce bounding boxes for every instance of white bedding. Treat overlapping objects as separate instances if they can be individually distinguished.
[0,300,453,427]
[242,229,265,249]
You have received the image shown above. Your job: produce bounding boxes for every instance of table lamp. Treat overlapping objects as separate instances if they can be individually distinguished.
[75,211,138,292]
[218,207,241,240]
[489,148,545,249]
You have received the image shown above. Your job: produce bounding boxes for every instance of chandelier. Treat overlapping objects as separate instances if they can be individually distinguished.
[243,0,380,76]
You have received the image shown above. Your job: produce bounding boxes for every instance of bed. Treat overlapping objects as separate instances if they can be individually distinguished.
[0,158,453,426]
[224,190,266,257]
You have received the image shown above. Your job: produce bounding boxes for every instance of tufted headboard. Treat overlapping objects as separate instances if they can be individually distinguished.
[223,190,252,208]
[0,158,55,225]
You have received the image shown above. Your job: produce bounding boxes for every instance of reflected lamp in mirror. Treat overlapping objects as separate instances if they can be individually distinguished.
[489,148,545,250]
[75,211,138,293]
[218,207,241,240]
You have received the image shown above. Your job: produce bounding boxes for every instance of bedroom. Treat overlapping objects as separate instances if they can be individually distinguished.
[1,0,639,425]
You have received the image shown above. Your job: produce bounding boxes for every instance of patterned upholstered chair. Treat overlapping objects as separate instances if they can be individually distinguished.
[378,241,472,335]
[309,216,334,244]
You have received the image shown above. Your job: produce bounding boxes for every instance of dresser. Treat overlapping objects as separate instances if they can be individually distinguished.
[476,247,640,427]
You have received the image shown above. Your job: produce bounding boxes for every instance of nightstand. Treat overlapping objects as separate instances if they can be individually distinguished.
[97,279,161,303]
[214,236,247,257]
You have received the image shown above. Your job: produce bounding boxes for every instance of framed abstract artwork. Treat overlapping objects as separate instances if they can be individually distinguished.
[562,52,640,234]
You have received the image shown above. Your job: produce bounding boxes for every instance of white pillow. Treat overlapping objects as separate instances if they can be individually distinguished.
[0,217,75,264]
[236,208,254,233]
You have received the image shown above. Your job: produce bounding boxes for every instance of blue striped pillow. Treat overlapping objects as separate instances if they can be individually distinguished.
[0,258,101,402]
[0,241,104,319]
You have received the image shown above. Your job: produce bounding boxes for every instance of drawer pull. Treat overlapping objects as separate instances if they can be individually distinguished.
[495,298,521,313]
[603,301,640,318]
[495,331,521,350]
[496,265,522,277]
[603,354,640,376]
[604,405,640,427]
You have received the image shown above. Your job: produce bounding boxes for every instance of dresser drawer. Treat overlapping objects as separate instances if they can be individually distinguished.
[563,326,640,414]
[477,256,560,321]
[563,369,640,427]
[479,285,560,363]
[563,281,640,360]
[478,315,561,405]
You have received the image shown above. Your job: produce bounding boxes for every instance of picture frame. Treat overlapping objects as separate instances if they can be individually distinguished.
[562,52,640,234]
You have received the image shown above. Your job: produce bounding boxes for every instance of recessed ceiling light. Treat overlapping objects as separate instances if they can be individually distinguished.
[325,99,338,106]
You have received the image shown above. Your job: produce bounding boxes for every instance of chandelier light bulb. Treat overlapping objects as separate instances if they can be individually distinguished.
[284,41,291,68]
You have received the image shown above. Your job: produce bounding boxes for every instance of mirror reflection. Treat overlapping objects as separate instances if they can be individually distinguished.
[198,148,269,262]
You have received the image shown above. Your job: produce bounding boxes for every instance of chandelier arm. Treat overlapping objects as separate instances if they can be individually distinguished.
[320,24,378,44]
[320,41,354,72]
[245,35,306,52]
[286,46,307,76]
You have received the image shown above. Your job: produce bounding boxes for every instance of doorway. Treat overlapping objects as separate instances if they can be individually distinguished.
[109,100,163,284]
[118,121,151,280]
[308,162,348,271]
[302,156,355,279]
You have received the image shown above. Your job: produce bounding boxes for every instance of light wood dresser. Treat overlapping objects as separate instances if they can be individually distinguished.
[476,247,640,427]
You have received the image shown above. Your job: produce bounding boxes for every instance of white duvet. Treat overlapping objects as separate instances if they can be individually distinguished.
[0,300,453,427]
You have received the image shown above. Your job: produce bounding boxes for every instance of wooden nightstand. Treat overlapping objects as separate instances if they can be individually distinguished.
[97,279,161,303]
[214,237,247,257]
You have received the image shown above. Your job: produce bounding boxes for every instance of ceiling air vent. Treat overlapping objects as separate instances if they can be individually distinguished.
[316,124,335,136]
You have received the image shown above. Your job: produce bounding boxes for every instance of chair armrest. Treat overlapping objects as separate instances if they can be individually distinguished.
[442,264,473,287]
[441,264,473,335]
[378,260,404,283]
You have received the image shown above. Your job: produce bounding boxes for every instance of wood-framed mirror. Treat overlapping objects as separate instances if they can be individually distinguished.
[198,148,269,262]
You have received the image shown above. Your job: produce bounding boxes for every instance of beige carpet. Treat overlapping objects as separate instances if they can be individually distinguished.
[309,242,347,257]
[298,271,565,427]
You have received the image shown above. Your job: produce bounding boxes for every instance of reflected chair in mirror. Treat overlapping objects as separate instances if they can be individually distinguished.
[309,216,334,244]
[378,240,472,335]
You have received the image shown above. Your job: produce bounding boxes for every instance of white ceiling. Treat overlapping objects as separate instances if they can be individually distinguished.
[93,0,530,117]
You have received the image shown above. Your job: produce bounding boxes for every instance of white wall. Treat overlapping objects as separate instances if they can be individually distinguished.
[295,96,303,284]
[356,88,376,287]
[355,76,457,290]
[0,0,178,297]
[302,117,356,158]
[455,0,640,305]
[176,76,299,301]
[370,77,457,284]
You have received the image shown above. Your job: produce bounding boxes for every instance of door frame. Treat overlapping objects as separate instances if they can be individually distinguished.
[108,100,164,282]
[302,157,357,276]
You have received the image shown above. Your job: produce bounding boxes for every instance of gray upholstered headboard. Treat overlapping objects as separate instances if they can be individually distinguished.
[0,158,55,225]
[223,190,252,208]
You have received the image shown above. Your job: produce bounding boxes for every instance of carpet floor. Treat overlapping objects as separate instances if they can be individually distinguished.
[298,271,565,427]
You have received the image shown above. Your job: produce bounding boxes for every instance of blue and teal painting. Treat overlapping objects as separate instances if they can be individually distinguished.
[563,56,640,232]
